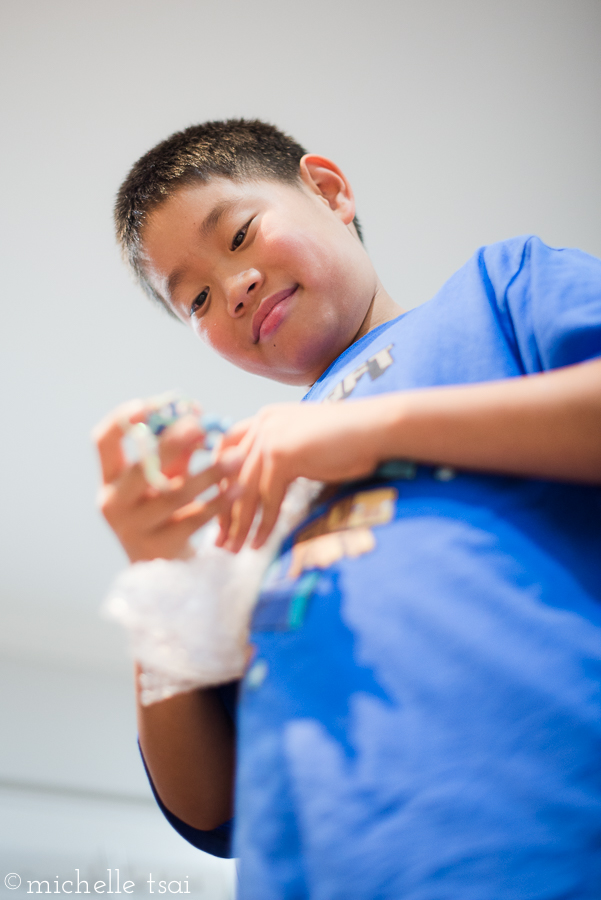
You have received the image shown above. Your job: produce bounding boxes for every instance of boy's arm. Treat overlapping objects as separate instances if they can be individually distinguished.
[93,406,236,833]
[218,356,601,551]
[136,665,235,830]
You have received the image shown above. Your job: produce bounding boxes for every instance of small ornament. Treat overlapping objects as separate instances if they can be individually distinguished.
[122,392,232,489]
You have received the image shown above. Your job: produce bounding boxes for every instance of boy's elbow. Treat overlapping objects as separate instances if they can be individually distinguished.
[163,792,233,833]
[179,809,231,832]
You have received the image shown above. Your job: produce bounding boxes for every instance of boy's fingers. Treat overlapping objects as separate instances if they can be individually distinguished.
[130,483,232,554]
[214,479,238,547]
[226,454,262,552]
[126,462,228,530]
[95,426,126,485]
[131,456,224,508]
[158,416,206,477]
[218,418,253,450]
[186,460,231,496]
[252,487,286,549]
[251,463,287,549]
[145,493,229,558]
[169,487,234,530]
[217,446,246,478]
[226,496,257,553]
[98,463,151,523]
[215,516,230,548]
[101,457,226,533]
[93,400,147,484]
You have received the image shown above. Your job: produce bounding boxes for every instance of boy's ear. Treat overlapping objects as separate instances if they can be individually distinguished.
[299,155,356,226]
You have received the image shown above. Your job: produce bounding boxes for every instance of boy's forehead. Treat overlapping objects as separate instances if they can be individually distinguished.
[158,175,303,222]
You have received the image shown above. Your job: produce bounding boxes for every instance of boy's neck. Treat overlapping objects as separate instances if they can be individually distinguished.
[306,283,402,387]
[353,281,404,345]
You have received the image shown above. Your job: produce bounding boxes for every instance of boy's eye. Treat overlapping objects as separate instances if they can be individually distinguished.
[231,220,251,251]
[190,289,209,316]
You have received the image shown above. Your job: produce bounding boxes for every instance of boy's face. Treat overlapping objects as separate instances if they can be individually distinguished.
[140,160,391,385]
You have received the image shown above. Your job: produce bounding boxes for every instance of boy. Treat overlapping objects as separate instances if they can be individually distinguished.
[96,119,601,898]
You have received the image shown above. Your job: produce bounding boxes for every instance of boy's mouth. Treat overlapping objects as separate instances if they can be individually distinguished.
[252,286,298,343]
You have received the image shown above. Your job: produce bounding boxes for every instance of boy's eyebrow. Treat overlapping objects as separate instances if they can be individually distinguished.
[199,199,240,238]
[166,268,186,300]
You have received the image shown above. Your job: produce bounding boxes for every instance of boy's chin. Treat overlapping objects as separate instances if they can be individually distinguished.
[221,317,353,385]
[229,344,331,387]
[236,358,320,387]
[261,348,343,386]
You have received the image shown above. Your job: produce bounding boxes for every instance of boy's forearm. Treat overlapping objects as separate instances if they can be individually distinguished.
[135,666,235,831]
[370,357,601,484]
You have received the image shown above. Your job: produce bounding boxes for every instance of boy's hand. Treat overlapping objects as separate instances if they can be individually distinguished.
[216,401,384,552]
[93,401,233,563]
[215,357,601,553]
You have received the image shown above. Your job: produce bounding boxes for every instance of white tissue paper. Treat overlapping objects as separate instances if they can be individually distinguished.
[103,478,322,704]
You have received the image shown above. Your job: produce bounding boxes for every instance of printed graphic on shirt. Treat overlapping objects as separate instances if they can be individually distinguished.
[326,344,394,402]
[289,487,397,578]
[289,528,375,579]
[251,487,398,631]
[296,487,397,543]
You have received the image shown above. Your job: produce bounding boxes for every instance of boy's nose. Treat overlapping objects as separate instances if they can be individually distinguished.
[225,268,263,317]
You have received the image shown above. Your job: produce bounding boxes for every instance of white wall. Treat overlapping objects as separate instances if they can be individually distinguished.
[0,657,237,895]
[0,781,236,900]
[1,0,600,890]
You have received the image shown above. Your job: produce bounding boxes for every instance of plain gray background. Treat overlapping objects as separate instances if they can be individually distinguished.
[1,0,600,891]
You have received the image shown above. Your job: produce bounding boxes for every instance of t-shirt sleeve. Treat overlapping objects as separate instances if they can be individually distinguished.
[482,236,601,373]
[139,681,238,859]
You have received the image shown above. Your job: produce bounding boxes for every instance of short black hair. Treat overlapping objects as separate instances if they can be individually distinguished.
[114,118,362,315]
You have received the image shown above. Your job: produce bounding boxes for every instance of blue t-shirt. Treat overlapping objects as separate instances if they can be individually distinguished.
[153,236,601,897]
[235,236,601,898]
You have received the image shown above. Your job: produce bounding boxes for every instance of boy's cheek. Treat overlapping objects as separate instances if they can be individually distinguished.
[194,318,244,366]
[260,219,328,283]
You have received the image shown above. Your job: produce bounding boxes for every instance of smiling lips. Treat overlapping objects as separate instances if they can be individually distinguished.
[252,286,298,342]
